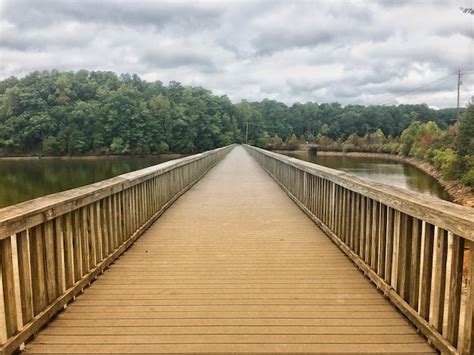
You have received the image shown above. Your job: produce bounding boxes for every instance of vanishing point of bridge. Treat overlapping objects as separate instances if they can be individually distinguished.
[0,145,473,353]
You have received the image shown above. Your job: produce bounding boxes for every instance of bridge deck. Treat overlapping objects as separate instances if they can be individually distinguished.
[25,146,434,353]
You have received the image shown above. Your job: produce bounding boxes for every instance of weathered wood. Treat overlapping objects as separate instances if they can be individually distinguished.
[446,234,464,346]
[72,210,82,281]
[16,231,33,325]
[408,218,422,309]
[384,207,394,283]
[245,145,472,355]
[463,241,474,354]
[0,145,233,354]
[0,238,18,337]
[23,147,433,354]
[29,225,47,315]
[43,220,58,303]
[431,228,448,333]
[0,147,231,239]
[419,223,434,321]
[245,146,474,241]
[54,217,66,295]
[63,213,75,288]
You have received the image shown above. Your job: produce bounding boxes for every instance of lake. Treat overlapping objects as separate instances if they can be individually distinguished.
[281,151,451,201]
[0,155,181,209]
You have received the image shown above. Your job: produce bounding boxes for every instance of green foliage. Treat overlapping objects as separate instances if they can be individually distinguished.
[269,134,283,150]
[432,148,460,180]
[285,134,300,150]
[0,70,470,189]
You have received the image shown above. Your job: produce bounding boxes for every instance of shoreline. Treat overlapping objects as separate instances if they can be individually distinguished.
[277,149,474,208]
[0,153,184,161]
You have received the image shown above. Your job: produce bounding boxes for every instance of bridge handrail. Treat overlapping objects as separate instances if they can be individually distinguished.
[0,144,234,354]
[245,144,474,355]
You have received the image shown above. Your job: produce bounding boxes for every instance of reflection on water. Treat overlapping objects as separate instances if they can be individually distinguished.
[283,151,451,201]
[0,156,181,209]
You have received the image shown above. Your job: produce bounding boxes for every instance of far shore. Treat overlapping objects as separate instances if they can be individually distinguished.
[0,153,184,161]
[275,148,474,208]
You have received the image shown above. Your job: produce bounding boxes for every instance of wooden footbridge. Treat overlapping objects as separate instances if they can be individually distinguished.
[1,145,473,353]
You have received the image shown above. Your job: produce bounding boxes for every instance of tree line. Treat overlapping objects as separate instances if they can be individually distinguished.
[0,70,471,186]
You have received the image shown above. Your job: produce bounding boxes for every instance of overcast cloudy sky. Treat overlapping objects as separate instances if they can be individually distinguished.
[0,0,473,107]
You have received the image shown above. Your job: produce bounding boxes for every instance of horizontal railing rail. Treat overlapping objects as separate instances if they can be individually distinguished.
[245,144,474,355]
[0,144,234,354]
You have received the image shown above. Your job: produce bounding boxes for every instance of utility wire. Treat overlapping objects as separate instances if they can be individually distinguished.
[376,74,457,106]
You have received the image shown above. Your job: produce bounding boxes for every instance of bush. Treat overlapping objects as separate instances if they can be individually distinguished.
[285,134,300,150]
[432,148,461,180]
[461,168,474,189]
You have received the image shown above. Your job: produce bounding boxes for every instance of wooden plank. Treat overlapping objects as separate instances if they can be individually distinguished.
[0,237,18,337]
[54,217,66,295]
[463,240,474,354]
[63,213,75,289]
[431,228,448,333]
[377,204,386,277]
[419,223,434,321]
[24,343,435,353]
[384,207,394,283]
[72,210,82,281]
[446,234,464,346]
[93,202,102,265]
[29,225,47,315]
[16,230,33,325]
[409,218,422,309]
[43,220,58,303]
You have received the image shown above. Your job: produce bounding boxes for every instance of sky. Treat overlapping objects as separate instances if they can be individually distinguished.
[0,0,473,108]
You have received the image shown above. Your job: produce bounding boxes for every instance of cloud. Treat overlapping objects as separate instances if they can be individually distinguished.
[0,0,473,108]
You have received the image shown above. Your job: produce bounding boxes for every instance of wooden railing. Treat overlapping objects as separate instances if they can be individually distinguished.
[245,145,474,355]
[0,145,234,354]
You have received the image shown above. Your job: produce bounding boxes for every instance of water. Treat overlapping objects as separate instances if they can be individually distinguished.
[282,151,451,201]
[0,155,182,209]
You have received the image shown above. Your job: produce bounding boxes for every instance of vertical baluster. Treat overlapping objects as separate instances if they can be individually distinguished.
[29,225,47,315]
[72,210,83,280]
[397,214,412,301]
[100,199,109,258]
[80,207,90,274]
[391,210,401,290]
[63,213,75,288]
[446,234,464,346]
[353,193,361,255]
[359,197,366,260]
[335,186,341,238]
[377,204,387,277]
[93,201,103,264]
[118,192,125,243]
[365,199,372,265]
[408,218,422,309]
[463,240,474,354]
[117,193,124,243]
[340,188,346,241]
[349,191,356,250]
[330,182,335,231]
[43,220,58,303]
[384,207,394,283]
[419,222,435,321]
[87,205,96,269]
[54,216,66,296]
[16,231,33,325]
[0,237,18,337]
[431,228,448,332]
[370,201,379,270]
